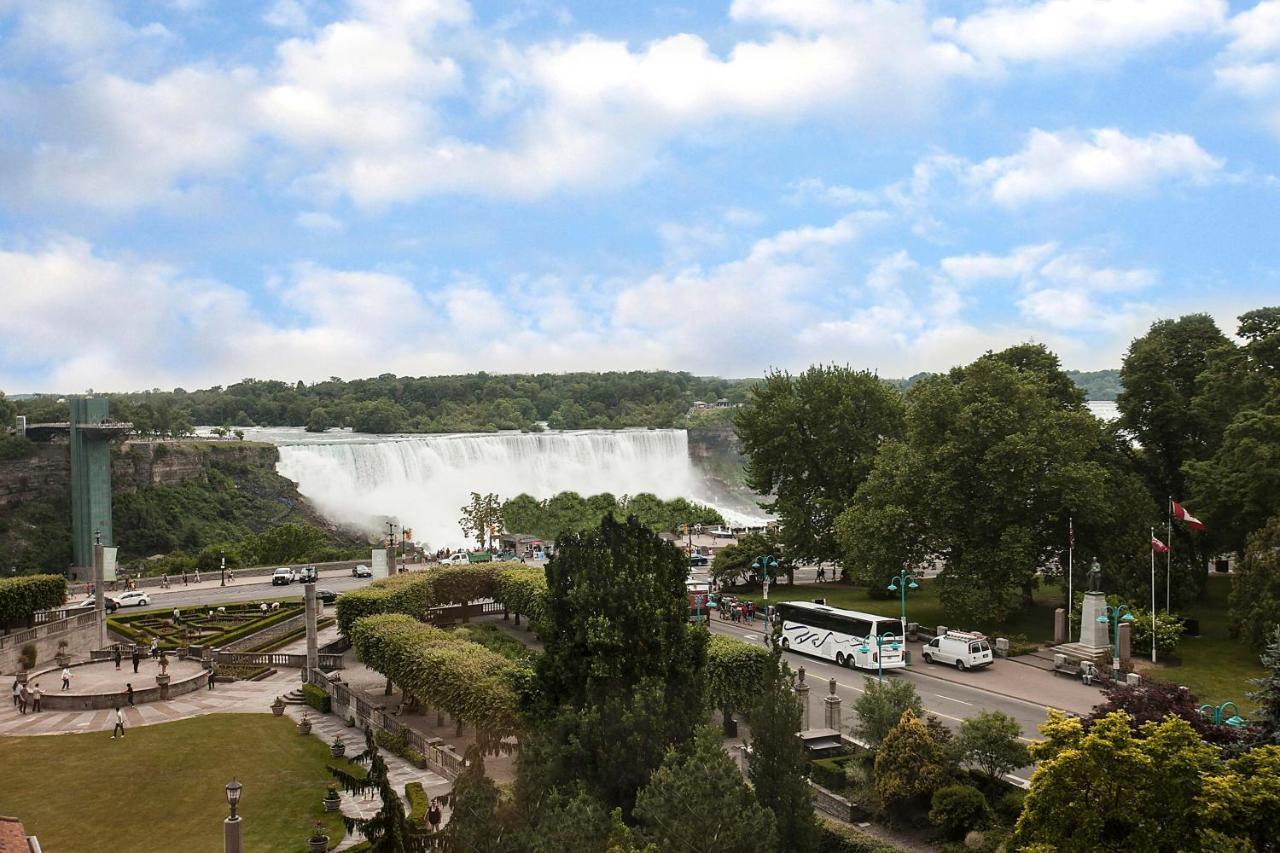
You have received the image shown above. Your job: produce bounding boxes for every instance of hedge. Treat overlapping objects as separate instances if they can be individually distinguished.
[817,819,905,853]
[492,565,549,631]
[405,781,429,823]
[704,633,774,718]
[350,613,529,745]
[301,682,332,714]
[334,562,534,635]
[0,575,67,625]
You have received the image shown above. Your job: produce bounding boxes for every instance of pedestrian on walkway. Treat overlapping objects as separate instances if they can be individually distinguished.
[125,683,134,707]
[111,706,125,739]
[131,645,141,674]
[30,683,41,713]
[61,667,72,691]
[17,683,28,715]
[11,678,20,708]
[427,801,442,833]
[182,572,187,586]
[194,569,201,584]
[113,645,122,671]
[207,669,216,691]
[149,637,159,658]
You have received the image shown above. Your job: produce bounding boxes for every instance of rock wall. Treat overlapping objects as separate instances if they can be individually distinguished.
[0,442,69,510]
[686,425,746,487]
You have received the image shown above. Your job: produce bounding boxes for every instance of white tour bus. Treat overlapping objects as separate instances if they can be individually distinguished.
[773,601,906,671]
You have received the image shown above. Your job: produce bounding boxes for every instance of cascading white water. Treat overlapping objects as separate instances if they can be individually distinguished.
[227,427,768,548]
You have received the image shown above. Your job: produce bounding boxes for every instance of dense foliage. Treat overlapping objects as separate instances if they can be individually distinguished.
[746,653,819,853]
[850,677,924,747]
[1230,515,1280,650]
[0,574,66,625]
[501,491,724,540]
[735,365,905,563]
[12,371,750,434]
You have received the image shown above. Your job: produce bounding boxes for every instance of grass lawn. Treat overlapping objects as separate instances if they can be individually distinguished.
[0,714,360,852]
[1137,573,1266,710]
[736,576,1063,643]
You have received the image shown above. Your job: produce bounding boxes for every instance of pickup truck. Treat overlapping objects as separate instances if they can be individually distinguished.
[271,567,297,586]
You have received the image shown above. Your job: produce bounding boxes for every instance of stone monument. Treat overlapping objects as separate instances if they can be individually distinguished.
[1051,558,1112,666]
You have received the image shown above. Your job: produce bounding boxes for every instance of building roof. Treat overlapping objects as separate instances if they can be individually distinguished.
[0,816,32,853]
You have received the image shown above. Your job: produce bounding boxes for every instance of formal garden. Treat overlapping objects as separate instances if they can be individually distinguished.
[108,600,307,650]
[0,714,359,852]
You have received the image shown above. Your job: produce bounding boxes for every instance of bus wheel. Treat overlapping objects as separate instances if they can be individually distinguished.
[780,638,790,650]
[835,652,845,667]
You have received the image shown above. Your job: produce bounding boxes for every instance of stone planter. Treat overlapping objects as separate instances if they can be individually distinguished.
[323,794,341,813]
[156,673,171,700]
[54,653,71,668]
[330,742,345,758]
[271,702,285,716]
[309,835,329,852]
[298,718,312,736]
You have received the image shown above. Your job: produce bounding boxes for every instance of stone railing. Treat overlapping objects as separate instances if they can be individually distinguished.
[422,600,506,626]
[0,611,98,653]
[306,669,468,781]
[216,651,344,670]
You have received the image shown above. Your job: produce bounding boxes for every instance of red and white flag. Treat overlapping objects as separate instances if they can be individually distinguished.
[1151,536,1170,554]
[1171,500,1207,531]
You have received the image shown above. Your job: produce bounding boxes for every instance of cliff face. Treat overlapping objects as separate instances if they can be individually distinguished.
[686,425,745,487]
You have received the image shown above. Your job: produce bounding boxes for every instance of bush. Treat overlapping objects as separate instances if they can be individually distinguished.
[852,677,923,746]
[1128,609,1186,656]
[810,755,856,790]
[301,682,331,714]
[995,789,1026,824]
[817,820,904,853]
[0,574,67,625]
[0,434,35,460]
[18,643,37,671]
[929,784,990,839]
[404,781,429,823]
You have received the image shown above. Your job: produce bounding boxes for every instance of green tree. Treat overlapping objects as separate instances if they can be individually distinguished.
[634,727,776,853]
[500,494,543,537]
[442,748,511,853]
[1227,515,1280,650]
[952,711,1029,784]
[243,523,328,565]
[873,710,951,813]
[459,492,503,549]
[1185,403,1280,557]
[928,784,990,840]
[526,515,707,816]
[1250,625,1280,746]
[840,348,1153,622]
[305,407,333,432]
[745,655,818,853]
[328,727,427,852]
[354,399,406,434]
[735,365,905,563]
[524,790,631,853]
[1197,745,1280,851]
[1012,711,1219,852]
[850,675,923,747]
[710,529,792,589]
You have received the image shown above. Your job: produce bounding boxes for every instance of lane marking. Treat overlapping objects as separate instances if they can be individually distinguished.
[934,694,974,706]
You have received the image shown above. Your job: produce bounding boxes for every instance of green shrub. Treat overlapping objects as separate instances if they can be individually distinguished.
[817,820,904,853]
[19,644,38,671]
[405,781,428,822]
[0,434,35,461]
[405,748,427,770]
[810,755,856,790]
[930,784,991,839]
[995,788,1026,824]
[0,574,67,625]
[301,683,331,714]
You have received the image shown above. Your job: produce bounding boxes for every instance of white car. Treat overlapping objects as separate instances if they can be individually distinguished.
[115,591,151,608]
[922,630,993,671]
[444,553,469,565]
[74,596,120,612]
[352,564,373,578]
[272,567,297,586]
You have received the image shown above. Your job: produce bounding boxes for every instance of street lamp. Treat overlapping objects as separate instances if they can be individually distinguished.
[751,554,779,607]
[224,778,243,853]
[220,551,226,587]
[1096,603,1135,678]
[1199,701,1246,728]
[857,632,901,683]
[886,568,920,639]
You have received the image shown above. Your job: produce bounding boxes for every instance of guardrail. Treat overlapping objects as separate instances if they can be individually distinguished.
[0,611,98,653]
[215,651,344,670]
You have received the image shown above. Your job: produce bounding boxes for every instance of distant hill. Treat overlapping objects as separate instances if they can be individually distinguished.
[888,369,1121,401]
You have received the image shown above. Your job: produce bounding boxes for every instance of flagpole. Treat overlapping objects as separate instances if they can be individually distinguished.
[1151,527,1158,664]
[1067,517,1074,640]
[1166,497,1172,613]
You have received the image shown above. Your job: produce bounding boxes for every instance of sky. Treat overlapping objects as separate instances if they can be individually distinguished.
[1,0,1279,394]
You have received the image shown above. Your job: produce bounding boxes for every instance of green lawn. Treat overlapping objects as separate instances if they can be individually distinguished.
[1140,574,1266,710]
[737,576,1062,643]
[0,714,359,852]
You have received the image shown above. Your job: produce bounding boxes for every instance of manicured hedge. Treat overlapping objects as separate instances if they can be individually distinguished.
[704,633,774,718]
[350,614,528,743]
[302,682,332,714]
[334,562,532,635]
[0,574,67,625]
[817,819,905,853]
[492,565,549,630]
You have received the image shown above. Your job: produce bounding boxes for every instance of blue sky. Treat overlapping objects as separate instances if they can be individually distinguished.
[1,0,1279,393]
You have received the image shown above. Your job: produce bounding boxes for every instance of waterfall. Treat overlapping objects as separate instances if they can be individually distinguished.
[228,427,768,548]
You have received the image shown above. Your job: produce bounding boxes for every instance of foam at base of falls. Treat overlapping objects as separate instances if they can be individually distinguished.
[237,427,767,548]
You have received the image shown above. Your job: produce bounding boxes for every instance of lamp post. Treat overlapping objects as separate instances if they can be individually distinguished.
[886,568,919,639]
[1199,701,1246,728]
[751,554,779,610]
[1096,603,1135,678]
[857,633,901,683]
[224,778,243,853]
[220,551,226,587]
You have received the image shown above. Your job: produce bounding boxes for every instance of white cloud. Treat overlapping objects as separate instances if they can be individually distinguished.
[1214,1,1280,130]
[966,128,1223,206]
[295,211,344,231]
[937,0,1226,67]
[941,243,1057,281]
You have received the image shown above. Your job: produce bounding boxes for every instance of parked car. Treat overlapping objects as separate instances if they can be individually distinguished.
[444,553,469,565]
[272,567,297,586]
[689,554,709,567]
[74,596,120,613]
[115,591,151,608]
[922,630,993,671]
[298,565,318,583]
[315,589,339,604]
[351,564,373,578]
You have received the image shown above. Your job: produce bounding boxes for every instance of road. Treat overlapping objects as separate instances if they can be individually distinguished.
[117,568,377,610]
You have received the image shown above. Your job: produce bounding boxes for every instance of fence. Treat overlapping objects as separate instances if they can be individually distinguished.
[215,651,344,670]
[306,669,468,781]
[422,600,506,626]
[0,610,98,653]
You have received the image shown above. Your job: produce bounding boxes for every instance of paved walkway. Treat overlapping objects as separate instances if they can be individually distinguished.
[22,656,205,698]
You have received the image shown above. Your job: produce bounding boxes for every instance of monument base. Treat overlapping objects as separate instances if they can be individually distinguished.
[1050,642,1111,667]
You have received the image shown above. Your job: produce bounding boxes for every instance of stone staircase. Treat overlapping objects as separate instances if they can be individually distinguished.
[281,687,309,706]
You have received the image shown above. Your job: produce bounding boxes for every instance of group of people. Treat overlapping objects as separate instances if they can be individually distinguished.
[716,596,758,623]
[10,679,42,714]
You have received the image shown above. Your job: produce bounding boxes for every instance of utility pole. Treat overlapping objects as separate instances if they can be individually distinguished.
[93,530,106,648]
[386,521,398,575]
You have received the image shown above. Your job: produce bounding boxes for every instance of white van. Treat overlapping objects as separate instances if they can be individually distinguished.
[922,630,993,671]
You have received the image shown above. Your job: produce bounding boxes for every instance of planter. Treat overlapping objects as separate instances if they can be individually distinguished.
[298,720,312,735]
[271,703,285,717]
[330,743,345,758]
[54,653,71,668]
[323,795,341,812]
[309,836,329,852]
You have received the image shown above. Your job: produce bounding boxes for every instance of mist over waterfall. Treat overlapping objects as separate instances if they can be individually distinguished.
[230,427,767,548]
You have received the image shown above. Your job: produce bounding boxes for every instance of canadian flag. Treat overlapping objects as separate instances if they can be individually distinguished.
[1172,500,1207,531]
[1151,536,1170,553]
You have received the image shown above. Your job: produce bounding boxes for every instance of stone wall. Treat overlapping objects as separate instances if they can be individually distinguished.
[0,612,100,675]
[0,442,69,511]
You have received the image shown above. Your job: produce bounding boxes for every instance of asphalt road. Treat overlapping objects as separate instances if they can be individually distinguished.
[122,568,377,610]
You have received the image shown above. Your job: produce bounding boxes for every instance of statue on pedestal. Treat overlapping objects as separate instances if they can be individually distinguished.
[1087,558,1103,593]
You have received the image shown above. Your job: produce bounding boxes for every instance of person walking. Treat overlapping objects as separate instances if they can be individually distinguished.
[125,683,134,707]
[111,706,125,739]
[207,669,216,691]
[17,683,28,715]
[149,637,159,658]
[131,645,141,674]
[61,667,72,691]
[181,572,187,586]
[11,678,20,708]
[29,683,41,713]
[427,800,442,834]
[113,644,122,671]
